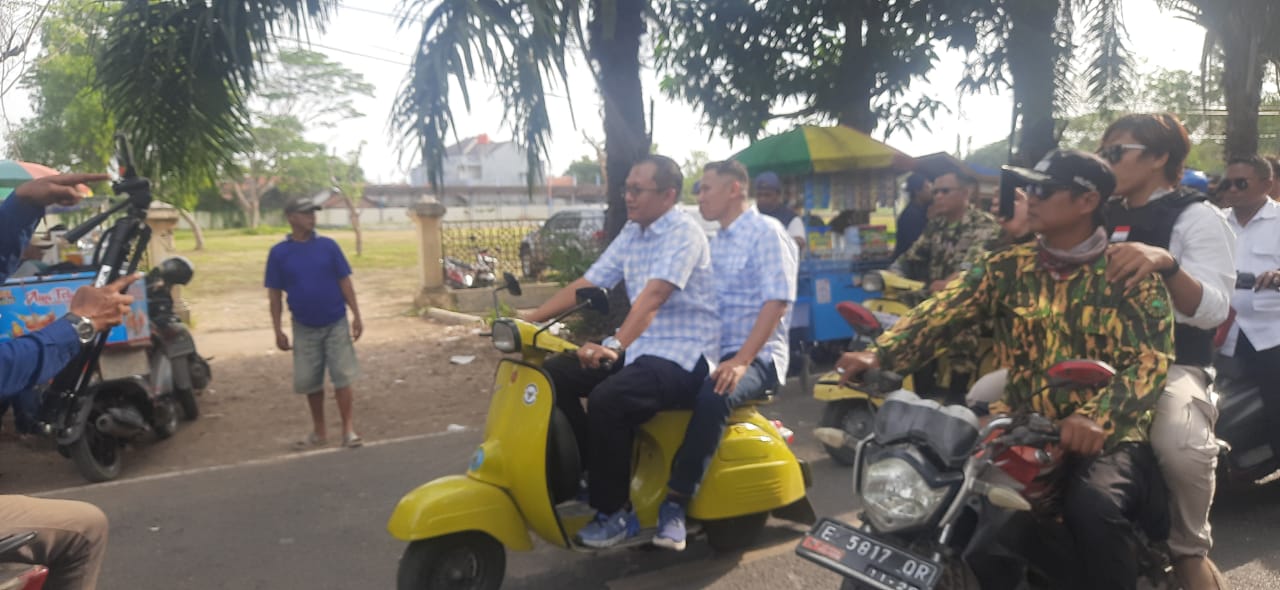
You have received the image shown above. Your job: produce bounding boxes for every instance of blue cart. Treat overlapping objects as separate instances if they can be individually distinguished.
[790,257,892,389]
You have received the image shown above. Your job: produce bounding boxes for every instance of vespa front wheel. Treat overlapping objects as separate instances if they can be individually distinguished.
[67,412,123,482]
[820,400,875,466]
[397,532,505,590]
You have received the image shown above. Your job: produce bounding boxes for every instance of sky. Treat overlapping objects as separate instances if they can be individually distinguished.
[1,0,1208,184]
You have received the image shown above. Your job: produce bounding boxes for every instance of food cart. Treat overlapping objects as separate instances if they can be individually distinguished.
[734,125,914,382]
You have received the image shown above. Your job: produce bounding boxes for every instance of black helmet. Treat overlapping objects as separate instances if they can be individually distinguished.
[155,256,195,286]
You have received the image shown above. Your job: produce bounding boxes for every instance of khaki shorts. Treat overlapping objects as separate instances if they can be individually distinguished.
[292,317,359,394]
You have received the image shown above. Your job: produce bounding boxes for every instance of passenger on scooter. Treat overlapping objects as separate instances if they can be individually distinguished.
[1100,113,1235,590]
[1217,155,1280,467]
[836,149,1176,590]
[523,154,720,549]
[652,160,799,551]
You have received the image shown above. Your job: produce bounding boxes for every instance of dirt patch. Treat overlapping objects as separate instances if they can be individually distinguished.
[0,284,506,493]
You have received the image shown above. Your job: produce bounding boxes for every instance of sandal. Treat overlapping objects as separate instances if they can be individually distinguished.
[343,432,363,448]
[292,432,327,450]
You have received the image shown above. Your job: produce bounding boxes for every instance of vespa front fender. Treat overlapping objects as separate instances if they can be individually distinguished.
[387,475,532,551]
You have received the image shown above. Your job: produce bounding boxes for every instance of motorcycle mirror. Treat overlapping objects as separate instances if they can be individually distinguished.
[575,287,609,315]
[836,301,880,333]
[1046,359,1116,389]
[503,272,522,297]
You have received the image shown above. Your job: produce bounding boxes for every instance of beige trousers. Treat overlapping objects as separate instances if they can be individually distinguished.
[1149,364,1219,558]
[0,495,108,590]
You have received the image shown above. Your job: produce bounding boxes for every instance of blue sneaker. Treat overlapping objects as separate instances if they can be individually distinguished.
[575,508,640,548]
[653,501,687,551]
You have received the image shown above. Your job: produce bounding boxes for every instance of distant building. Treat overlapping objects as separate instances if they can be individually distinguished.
[409,134,545,188]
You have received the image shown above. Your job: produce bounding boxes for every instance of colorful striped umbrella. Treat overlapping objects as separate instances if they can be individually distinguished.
[732,125,914,178]
[0,160,95,211]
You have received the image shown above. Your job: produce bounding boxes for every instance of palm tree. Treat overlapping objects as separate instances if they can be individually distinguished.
[1158,0,1280,159]
[97,0,335,181]
[392,0,647,240]
[960,0,1133,165]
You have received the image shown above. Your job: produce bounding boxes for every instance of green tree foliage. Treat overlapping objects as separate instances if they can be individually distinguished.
[1157,1,1280,159]
[97,0,335,182]
[563,155,603,185]
[680,149,708,204]
[656,0,979,140]
[958,0,1134,165]
[7,0,113,175]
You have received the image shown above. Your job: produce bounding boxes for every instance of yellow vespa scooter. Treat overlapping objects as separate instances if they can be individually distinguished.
[388,276,814,589]
[813,270,925,464]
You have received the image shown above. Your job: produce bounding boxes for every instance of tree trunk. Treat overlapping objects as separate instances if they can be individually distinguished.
[1219,8,1266,160]
[176,208,206,251]
[344,196,363,257]
[835,2,877,133]
[1007,0,1061,166]
[589,0,648,242]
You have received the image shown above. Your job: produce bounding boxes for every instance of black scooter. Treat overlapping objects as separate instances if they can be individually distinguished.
[35,134,209,483]
[1215,271,1280,486]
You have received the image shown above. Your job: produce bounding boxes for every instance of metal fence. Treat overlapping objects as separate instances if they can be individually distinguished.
[441,219,542,281]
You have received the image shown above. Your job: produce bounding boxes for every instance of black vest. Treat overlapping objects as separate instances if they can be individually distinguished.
[1104,190,1214,367]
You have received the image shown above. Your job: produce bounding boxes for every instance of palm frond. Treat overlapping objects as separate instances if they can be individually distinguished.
[391,0,579,191]
[98,0,334,181]
[1081,0,1133,114]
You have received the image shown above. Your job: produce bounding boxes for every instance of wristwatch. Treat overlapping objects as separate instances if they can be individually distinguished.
[601,336,625,354]
[62,313,96,345]
[1158,258,1181,279]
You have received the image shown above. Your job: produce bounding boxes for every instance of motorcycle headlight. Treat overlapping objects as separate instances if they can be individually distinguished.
[491,319,521,353]
[862,271,885,293]
[861,457,951,532]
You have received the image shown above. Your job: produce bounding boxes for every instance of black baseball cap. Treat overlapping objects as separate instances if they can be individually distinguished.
[284,196,322,214]
[1003,149,1117,200]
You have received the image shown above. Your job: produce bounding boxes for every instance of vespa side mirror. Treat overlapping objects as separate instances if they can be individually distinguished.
[836,301,881,334]
[503,272,522,297]
[1046,359,1116,389]
[575,287,610,315]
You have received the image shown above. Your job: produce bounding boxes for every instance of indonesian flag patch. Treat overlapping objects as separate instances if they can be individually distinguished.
[1111,225,1131,242]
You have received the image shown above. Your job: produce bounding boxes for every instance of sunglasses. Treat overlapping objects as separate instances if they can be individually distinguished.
[1025,183,1073,200]
[1220,178,1250,191]
[1096,143,1147,164]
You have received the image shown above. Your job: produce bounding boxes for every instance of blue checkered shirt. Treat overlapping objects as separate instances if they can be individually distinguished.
[584,207,719,372]
[711,207,798,382]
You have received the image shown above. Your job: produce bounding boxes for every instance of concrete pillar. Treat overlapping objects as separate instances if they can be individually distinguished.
[408,200,454,309]
[145,202,190,322]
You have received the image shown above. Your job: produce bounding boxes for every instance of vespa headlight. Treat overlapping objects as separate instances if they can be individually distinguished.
[491,319,521,353]
[862,271,885,293]
[860,457,951,532]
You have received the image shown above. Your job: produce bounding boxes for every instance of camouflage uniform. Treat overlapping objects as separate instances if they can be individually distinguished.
[890,207,1001,283]
[872,243,1175,449]
[890,207,1001,383]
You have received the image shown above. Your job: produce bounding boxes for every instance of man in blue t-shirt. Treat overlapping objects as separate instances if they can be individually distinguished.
[265,196,364,449]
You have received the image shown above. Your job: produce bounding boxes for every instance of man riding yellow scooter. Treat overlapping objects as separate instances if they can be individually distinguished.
[386,277,813,589]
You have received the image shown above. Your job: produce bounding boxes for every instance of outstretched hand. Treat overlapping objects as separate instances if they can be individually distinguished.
[13,173,109,208]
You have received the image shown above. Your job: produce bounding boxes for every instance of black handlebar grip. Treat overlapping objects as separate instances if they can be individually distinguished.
[860,368,905,395]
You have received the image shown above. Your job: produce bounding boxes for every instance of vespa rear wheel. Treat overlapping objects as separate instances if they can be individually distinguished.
[397,532,505,590]
[702,512,768,553]
[153,396,180,440]
[820,400,875,466]
[68,411,123,482]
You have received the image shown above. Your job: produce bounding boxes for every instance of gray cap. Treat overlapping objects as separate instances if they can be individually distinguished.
[284,195,322,214]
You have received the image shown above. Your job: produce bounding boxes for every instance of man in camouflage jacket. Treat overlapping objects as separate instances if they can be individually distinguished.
[838,150,1175,590]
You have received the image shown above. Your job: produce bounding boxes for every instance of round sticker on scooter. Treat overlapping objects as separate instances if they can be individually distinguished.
[523,384,538,405]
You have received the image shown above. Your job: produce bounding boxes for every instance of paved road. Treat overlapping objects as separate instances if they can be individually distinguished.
[36,388,1280,589]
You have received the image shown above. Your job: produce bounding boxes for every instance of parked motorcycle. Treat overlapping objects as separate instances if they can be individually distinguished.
[1214,271,1280,486]
[35,134,209,483]
[0,532,47,590]
[387,274,815,589]
[801,360,1178,590]
[470,236,498,288]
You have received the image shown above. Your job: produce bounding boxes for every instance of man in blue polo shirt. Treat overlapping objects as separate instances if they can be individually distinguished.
[266,196,364,449]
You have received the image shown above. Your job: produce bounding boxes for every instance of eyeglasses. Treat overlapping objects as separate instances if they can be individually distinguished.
[1220,178,1251,191]
[1096,143,1147,164]
[932,187,956,196]
[624,185,664,196]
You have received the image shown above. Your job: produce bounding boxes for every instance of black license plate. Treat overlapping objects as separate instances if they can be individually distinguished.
[795,518,942,590]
